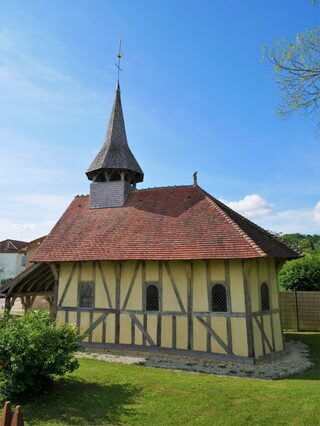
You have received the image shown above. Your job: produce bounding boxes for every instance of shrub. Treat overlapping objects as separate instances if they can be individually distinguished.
[279,255,320,291]
[0,310,82,401]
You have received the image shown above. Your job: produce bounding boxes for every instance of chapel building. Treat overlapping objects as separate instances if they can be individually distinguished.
[2,83,300,363]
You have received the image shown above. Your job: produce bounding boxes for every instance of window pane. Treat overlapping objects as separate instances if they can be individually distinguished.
[146,284,159,311]
[79,282,94,308]
[211,284,227,312]
[261,283,270,311]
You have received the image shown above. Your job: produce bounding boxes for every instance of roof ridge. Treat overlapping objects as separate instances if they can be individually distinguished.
[136,185,194,192]
[198,187,267,257]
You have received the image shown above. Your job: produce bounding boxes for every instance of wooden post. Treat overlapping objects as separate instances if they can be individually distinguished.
[11,405,24,426]
[295,291,300,332]
[1,401,12,426]
[49,264,59,321]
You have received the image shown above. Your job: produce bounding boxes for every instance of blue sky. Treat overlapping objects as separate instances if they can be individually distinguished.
[0,0,319,241]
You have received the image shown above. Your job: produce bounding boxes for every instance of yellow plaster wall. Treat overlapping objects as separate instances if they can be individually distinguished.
[253,319,263,357]
[147,314,158,345]
[68,311,77,326]
[105,314,115,343]
[92,312,103,343]
[176,316,188,349]
[81,262,93,281]
[95,265,109,309]
[56,258,282,359]
[273,313,283,351]
[120,261,142,310]
[134,315,143,345]
[262,314,272,354]
[193,317,207,351]
[231,318,248,356]
[169,261,187,310]
[162,264,182,311]
[124,262,142,310]
[102,261,116,308]
[210,260,225,281]
[58,263,78,307]
[56,311,64,325]
[249,259,259,312]
[146,261,159,282]
[120,314,131,344]
[229,260,245,312]
[211,317,227,354]
[80,312,90,342]
[161,316,172,348]
[268,258,279,309]
[192,261,207,311]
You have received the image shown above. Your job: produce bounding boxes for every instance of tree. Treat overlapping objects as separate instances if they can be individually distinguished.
[280,233,320,254]
[263,25,320,125]
[279,254,320,291]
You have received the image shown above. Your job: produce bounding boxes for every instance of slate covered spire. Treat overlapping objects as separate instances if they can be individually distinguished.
[86,83,143,184]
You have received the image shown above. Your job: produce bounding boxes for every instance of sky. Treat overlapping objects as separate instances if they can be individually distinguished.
[0,0,319,242]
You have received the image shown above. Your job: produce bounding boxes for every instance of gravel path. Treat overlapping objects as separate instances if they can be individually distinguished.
[76,339,312,380]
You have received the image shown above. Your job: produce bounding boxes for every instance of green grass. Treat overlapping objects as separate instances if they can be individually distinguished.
[3,332,320,425]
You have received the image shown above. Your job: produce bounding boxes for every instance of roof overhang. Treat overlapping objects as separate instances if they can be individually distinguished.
[1,263,55,298]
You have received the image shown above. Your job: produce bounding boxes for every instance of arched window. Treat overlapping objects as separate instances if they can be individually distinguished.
[261,283,270,311]
[210,284,227,312]
[146,284,159,311]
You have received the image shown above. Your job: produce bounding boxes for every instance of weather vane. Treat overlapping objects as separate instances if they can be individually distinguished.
[115,40,123,83]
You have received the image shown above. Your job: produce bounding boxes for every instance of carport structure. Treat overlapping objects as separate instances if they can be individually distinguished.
[0,263,56,314]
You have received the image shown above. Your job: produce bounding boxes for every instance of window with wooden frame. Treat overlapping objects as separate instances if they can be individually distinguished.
[210,283,227,312]
[260,283,270,311]
[79,282,94,308]
[145,283,161,312]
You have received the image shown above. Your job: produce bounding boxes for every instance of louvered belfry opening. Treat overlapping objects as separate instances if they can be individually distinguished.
[86,83,144,208]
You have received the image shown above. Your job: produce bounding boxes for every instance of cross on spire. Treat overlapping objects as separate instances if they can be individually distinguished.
[115,40,123,83]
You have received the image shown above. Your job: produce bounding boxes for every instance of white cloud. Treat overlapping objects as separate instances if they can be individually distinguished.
[314,201,320,225]
[0,218,55,242]
[221,194,320,234]
[221,194,272,218]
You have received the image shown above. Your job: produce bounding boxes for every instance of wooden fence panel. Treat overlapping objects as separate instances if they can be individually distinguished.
[280,291,320,331]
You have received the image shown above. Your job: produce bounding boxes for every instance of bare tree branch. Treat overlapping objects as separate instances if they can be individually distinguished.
[263,26,320,126]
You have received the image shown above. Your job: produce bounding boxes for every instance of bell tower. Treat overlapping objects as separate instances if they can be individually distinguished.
[86,82,144,208]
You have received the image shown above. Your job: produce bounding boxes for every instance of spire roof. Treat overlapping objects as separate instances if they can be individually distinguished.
[86,83,143,182]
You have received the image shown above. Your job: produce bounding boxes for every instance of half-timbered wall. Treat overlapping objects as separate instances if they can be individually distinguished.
[56,258,283,362]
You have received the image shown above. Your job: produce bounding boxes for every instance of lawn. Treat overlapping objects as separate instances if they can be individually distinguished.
[3,332,320,425]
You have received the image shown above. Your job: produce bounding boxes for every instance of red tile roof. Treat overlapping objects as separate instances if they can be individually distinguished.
[33,185,300,262]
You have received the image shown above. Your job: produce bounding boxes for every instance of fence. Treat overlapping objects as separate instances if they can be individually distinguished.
[1,401,24,426]
[279,291,320,331]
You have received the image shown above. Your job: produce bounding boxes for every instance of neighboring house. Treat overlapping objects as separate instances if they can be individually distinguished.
[2,82,300,363]
[23,236,47,269]
[0,239,27,284]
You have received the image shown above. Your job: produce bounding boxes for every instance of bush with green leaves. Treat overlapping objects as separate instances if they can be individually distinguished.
[0,310,82,401]
[279,255,320,291]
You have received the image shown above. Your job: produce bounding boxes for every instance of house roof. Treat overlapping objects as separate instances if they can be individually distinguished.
[0,239,27,253]
[22,235,47,251]
[33,185,300,262]
[86,83,143,182]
